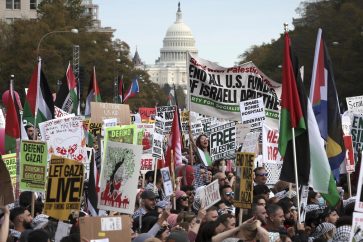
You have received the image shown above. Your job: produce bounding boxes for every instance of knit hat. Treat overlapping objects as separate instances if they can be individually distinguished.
[332,225,351,242]
[166,230,190,242]
[175,190,187,200]
[167,214,178,228]
[312,222,336,239]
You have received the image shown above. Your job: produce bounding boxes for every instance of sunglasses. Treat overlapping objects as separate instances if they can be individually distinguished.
[225,192,235,197]
[180,196,189,201]
[256,173,268,177]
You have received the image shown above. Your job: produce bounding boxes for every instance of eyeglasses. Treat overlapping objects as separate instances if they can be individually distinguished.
[256,173,268,177]
[180,196,189,201]
[225,192,235,197]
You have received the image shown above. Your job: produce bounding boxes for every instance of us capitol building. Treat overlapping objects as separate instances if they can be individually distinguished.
[140,3,198,88]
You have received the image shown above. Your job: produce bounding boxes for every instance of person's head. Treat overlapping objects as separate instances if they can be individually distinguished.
[199,168,207,184]
[196,134,209,151]
[175,190,189,211]
[213,172,229,187]
[176,165,194,186]
[321,207,339,225]
[181,185,195,205]
[25,124,35,140]
[217,213,236,231]
[254,167,268,185]
[214,159,227,173]
[206,169,213,184]
[253,195,267,207]
[220,185,234,206]
[141,190,156,211]
[205,206,219,222]
[253,184,271,201]
[19,191,33,208]
[308,190,324,206]
[266,204,285,230]
[216,201,228,215]
[252,203,268,225]
[155,223,170,240]
[10,207,33,231]
[176,211,195,225]
[27,229,50,242]
[312,222,336,241]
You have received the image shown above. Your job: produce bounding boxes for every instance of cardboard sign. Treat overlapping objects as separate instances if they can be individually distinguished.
[346,95,363,112]
[3,153,17,193]
[42,116,86,162]
[200,179,221,209]
[139,107,156,123]
[210,122,236,161]
[20,140,48,192]
[187,53,281,125]
[160,167,173,196]
[44,156,84,221]
[234,152,255,209]
[79,216,131,242]
[240,97,265,131]
[0,155,15,205]
[140,154,155,173]
[91,102,130,125]
[98,142,142,214]
[156,106,176,135]
[343,135,355,173]
[350,212,363,242]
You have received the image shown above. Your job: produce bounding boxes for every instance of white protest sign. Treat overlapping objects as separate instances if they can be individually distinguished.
[0,109,5,128]
[54,106,74,119]
[241,132,260,153]
[136,124,154,154]
[200,179,220,209]
[350,212,363,242]
[156,106,176,135]
[346,95,363,112]
[262,123,283,185]
[210,122,236,161]
[152,133,163,158]
[240,97,265,131]
[84,147,94,181]
[160,167,173,196]
[130,113,141,124]
[299,185,309,224]
[140,154,155,173]
[355,150,363,213]
[54,221,72,242]
[235,123,251,150]
[101,118,118,136]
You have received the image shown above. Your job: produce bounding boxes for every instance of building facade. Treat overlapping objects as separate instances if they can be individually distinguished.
[0,0,39,23]
[146,3,198,87]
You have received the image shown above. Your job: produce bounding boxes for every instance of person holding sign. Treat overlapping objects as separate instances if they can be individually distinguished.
[196,134,212,166]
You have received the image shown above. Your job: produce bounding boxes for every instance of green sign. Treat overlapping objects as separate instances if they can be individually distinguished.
[2,153,17,192]
[20,140,48,192]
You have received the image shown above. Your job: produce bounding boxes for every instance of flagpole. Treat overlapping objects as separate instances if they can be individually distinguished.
[33,57,41,141]
[291,127,301,222]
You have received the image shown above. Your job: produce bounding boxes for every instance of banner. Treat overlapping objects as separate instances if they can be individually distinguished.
[234,152,255,209]
[41,116,86,162]
[200,179,221,209]
[44,156,84,221]
[20,140,48,192]
[156,106,176,135]
[187,53,281,126]
[139,107,156,123]
[210,122,236,161]
[262,124,283,185]
[343,135,355,173]
[98,141,142,214]
[2,153,17,196]
[91,102,130,125]
[346,95,363,112]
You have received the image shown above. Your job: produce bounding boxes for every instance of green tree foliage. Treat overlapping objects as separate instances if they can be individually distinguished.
[238,0,363,102]
[0,0,167,109]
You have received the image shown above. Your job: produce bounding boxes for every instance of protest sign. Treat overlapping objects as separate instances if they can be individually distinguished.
[136,124,154,154]
[240,97,265,132]
[20,140,48,192]
[160,167,173,196]
[241,132,260,153]
[54,221,72,242]
[234,152,255,209]
[104,125,137,145]
[344,135,355,173]
[350,113,363,160]
[98,141,142,214]
[140,154,155,173]
[91,102,130,125]
[130,113,141,124]
[350,212,363,242]
[156,106,176,135]
[299,185,309,224]
[79,215,131,242]
[89,121,102,137]
[355,150,363,212]
[210,122,236,161]
[0,156,15,205]
[83,148,94,181]
[44,156,84,221]
[42,116,86,162]
[152,133,164,158]
[3,153,17,194]
[342,111,352,135]
[54,106,73,119]
[187,53,281,126]
[262,124,283,185]
[139,107,156,123]
[200,179,221,209]
[102,118,118,137]
[346,95,363,112]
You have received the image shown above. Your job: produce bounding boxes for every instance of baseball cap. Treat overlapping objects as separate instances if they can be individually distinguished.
[141,190,156,200]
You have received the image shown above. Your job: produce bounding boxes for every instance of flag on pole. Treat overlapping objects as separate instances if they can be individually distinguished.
[118,76,124,103]
[123,78,139,103]
[86,149,99,216]
[278,32,310,185]
[4,83,20,154]
[309,28,345,171]
[84,66,101,116]
[23,59,55,126]
[165,108,183,175]
[55,63,78,114]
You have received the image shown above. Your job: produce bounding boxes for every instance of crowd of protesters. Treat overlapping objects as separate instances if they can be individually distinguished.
[0,133,359,242]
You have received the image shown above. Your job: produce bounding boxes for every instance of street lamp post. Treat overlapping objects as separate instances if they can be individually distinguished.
[36,28,79,59]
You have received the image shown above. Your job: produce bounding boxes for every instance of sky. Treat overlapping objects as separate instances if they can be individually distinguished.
[92,0,303,67]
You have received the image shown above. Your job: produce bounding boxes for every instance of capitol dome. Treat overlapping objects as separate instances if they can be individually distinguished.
[159,3,198,65]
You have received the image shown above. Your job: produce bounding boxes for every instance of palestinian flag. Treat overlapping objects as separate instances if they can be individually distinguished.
[4,83,20,154]
[278,32,310,185]
[55,63,78,114]
[23,60,55,127]
[84,66,101,116]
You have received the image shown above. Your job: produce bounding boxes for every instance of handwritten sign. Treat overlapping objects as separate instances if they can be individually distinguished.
[234,152,254,209]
